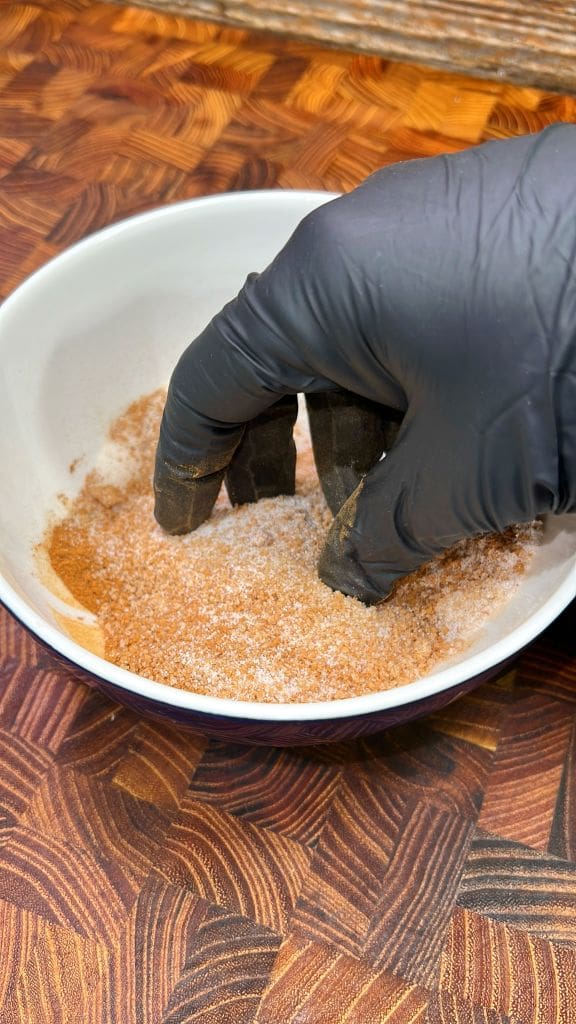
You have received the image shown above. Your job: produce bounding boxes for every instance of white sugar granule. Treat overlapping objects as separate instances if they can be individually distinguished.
[46,389,543,703]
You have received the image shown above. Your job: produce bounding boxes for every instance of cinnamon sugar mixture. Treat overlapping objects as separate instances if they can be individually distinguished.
[45,390,542,702]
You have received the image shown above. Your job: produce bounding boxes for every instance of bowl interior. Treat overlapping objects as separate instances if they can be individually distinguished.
[0,192,335,616]
[0,190,575,720]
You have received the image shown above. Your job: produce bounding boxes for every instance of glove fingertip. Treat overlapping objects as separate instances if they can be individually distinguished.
[153,464,225,535]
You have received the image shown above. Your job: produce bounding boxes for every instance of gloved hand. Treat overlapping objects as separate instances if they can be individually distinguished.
[154,123,576,605]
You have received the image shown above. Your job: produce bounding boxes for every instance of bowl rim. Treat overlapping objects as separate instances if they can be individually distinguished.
[0,188,341,314]
[2,563,575,721]
[1,190,575,723]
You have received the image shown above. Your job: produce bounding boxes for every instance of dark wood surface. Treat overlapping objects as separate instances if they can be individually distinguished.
[0,2,576,1020]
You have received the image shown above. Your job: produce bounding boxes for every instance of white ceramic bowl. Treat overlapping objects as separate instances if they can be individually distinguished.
[1,192,575,745]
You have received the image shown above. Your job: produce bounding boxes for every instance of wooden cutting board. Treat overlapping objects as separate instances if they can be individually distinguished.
[116,0,576,94]
[0,3,575,1021]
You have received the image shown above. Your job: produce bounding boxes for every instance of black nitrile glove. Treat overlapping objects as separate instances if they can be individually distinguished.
[154,124,576,604]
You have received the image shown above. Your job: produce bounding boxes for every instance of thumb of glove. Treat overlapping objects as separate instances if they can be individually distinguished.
[317,413,505,605]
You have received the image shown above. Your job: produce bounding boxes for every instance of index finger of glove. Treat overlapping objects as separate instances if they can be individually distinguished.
[153,312,282,533]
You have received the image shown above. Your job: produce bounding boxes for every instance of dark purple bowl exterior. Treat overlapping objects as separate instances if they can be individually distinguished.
[6,604,519,745]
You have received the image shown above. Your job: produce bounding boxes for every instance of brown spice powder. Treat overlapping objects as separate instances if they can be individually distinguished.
[45,389,542,703]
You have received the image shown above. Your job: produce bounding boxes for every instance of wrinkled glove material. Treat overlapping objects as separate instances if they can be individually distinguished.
[154,124,576,603]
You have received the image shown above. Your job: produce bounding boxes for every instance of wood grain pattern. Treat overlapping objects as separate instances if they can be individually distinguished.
[113,721,207,808]
[163,797,312,932]
[119,0,576,94]
[0,824,138,941]
[189,742,342,843]
[256,936,429,1024]
[425,991,518,1024]
[457,831,576,946]
[0,2,575,1021]
[162,905,281,1024]
[348,719,494,817]
[1,923,107,1024]
[549,723,576,864]
[477,694,574,850]
[107,879,206,1024]
[439,906,576,1023]
[363,805,475,984]
[293,779,413,955]
[21,765,177,885]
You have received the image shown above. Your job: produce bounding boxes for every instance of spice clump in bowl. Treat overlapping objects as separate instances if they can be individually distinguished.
[43,388,543,704]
